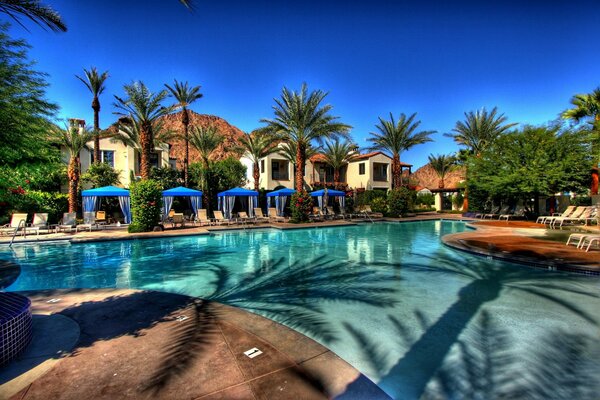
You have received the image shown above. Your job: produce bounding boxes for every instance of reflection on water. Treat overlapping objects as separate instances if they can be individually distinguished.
[2,221,599,399]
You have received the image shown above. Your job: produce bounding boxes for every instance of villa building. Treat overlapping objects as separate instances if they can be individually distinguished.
[240,146,411,191]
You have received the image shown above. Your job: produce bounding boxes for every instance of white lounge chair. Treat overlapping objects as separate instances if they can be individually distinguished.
[25,213,49,235]
[213,210,234,226]
[0,213,28,236]
[551,207,589,229]
[253,208,270,223]
[537,205,576,224]
[237,211,255,224]
[57,212,77,232]
[267,207,286,222]
[76,212,97,232]
[171,213,185,228]
[194,209,212,226]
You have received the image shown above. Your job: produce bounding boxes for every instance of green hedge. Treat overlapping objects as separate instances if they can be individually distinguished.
[0,190,68,225]
[387,187,415,217]
[129,179,162,233]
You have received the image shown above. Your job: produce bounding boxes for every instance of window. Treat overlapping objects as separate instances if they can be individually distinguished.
[271,160,289,180]
[373,163,388,181]
[91,150,115,168]
[260,159,265,173]
[359,162,365,175]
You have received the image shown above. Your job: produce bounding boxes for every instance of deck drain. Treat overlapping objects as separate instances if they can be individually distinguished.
[46,298,61,303]
[243,348,263,358]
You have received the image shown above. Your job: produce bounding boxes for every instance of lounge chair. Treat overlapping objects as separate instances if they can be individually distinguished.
[476,206,498,219]
[309,207,324,221]
[0,213,28,236]
[171,213,185,228]
[484,205,509,219]
[194,209,212,226]
[237,211,255,224]
[267,207,286,222]
[326,206,343,220]
[25,213,49,235]
[499,206,526,221]
[253,208,270,223]
[581,235,600,252]
[213,210,234,226]
[57,212,77,232]
[550,206,589,229]
[536,205,575,224]
[363,205,384,219]
[76,212,98,232]
[95,211,107,226]
[566,232,597,248]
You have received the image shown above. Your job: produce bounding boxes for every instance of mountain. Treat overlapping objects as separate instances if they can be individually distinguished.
[411,163,466,190]
[161,111,245,167]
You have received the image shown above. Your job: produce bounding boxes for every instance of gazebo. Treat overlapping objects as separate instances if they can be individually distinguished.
[310,188,346,210]
[162,186,203,219]
[217,187,259,219]
[266,188,296,216]
[81,185,131,223]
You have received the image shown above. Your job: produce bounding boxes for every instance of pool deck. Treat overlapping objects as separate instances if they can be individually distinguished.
[0,289,391,400]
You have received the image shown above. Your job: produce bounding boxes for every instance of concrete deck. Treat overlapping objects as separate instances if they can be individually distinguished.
[0,289,390,400]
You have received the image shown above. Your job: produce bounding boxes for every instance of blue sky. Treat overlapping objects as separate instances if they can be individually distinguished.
[5,0,599,169]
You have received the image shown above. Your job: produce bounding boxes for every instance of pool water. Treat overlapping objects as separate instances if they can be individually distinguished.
[2,221,599,399]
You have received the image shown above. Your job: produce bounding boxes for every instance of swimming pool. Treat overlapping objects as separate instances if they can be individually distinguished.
[2,221,599,399]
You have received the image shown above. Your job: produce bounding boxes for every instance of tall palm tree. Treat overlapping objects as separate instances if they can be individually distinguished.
[188,125,223,213]
[260,83,351,191]
[428,153,456,189]
[50,123,94,212]
[279,141,317,169]
[165,80,203,186]
[236,131,279,191]
[0,0,66,32]
[76,67,109,165]
[445,107,517,210]
[446,107,517,156]
[113,82,172,179]
[111,118,176,158]
[562,87,600,195]
[368,112,435,188]
[321,139,358,186]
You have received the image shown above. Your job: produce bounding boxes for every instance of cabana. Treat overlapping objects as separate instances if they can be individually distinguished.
[162,186,203,220]
[310,188,346,210]
[217,187,259,219]
[82,185,131,223]
[266,188,296,216]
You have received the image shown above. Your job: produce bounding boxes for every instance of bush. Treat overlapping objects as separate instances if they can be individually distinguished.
[81,163,121,188]
[26,191,68,224]
[129,179,162,232]
[370,197,387,215]
[387,187,415,217]
[150,167,182,190]
[0,190,68,224]
[355,190,387,208]
[452,192,464,209]
[290,191,313,223]
[416,193,435,207]
[571,196,592,206]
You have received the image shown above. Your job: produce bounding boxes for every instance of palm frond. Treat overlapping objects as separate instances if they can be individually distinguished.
[0,0,66,32]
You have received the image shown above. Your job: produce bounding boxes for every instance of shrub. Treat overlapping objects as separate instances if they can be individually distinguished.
[416,193,435,207]
[129,179,162,232]
[387,187,414,217]
[26,191,69,224]
[290,191,313,223]
[150,166,182,190]
[355,190,387,208]
[0,190,68,224]
[452,192,464,209]
[81,163,121,188]
[571,196,592,206]
[370,197,387,215]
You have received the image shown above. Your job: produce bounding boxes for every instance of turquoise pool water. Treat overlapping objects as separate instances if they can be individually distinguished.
[2,221,599,399]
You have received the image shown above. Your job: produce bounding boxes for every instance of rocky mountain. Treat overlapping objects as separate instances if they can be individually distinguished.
[161,111,245,167]
[411,163,466,190]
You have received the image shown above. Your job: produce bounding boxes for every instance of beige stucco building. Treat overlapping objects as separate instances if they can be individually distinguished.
[63,118,171,189]
[241,147,410,191]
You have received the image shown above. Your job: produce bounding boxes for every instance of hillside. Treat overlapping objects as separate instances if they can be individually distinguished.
[411,163,466,190]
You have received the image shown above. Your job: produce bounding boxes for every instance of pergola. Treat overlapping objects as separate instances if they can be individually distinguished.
[162,186,203,219]
[217,187,259,219]
[310,188,346,210]
[266,188,296,216]
[81,186,131,223]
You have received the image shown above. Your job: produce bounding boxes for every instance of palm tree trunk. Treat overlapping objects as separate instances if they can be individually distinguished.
[253,162,260,191]
[67,156,80,213]
[591,168,599,195]
[182,109,190,186]
[392,154,401,189]
[295,142,305,191]
[140,121,152,180]
[92,97,101,164]
[379,279,501,398]
[333,168,340,188]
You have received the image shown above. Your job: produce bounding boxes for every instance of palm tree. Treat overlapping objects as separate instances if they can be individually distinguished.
[236,131,279,191]
[428,153,456,189]
[260,83,351,191]
[445,107,517,210]
[562,87,600,195]
[165,80,203,186]
[368,112,435,188]
[279,141,317,169]
[76,67,109,165]
[113,82,173,179]
[321,139,358,186]
[0,0,66,32]
[50,123,94,212]
[446,107,517,156]
[111,118,176,158]
[188,125,223,213]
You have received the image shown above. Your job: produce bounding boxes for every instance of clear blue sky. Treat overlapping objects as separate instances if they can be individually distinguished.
[5,0,599,169]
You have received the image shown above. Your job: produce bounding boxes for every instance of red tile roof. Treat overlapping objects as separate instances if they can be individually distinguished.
[310,151,412,166]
